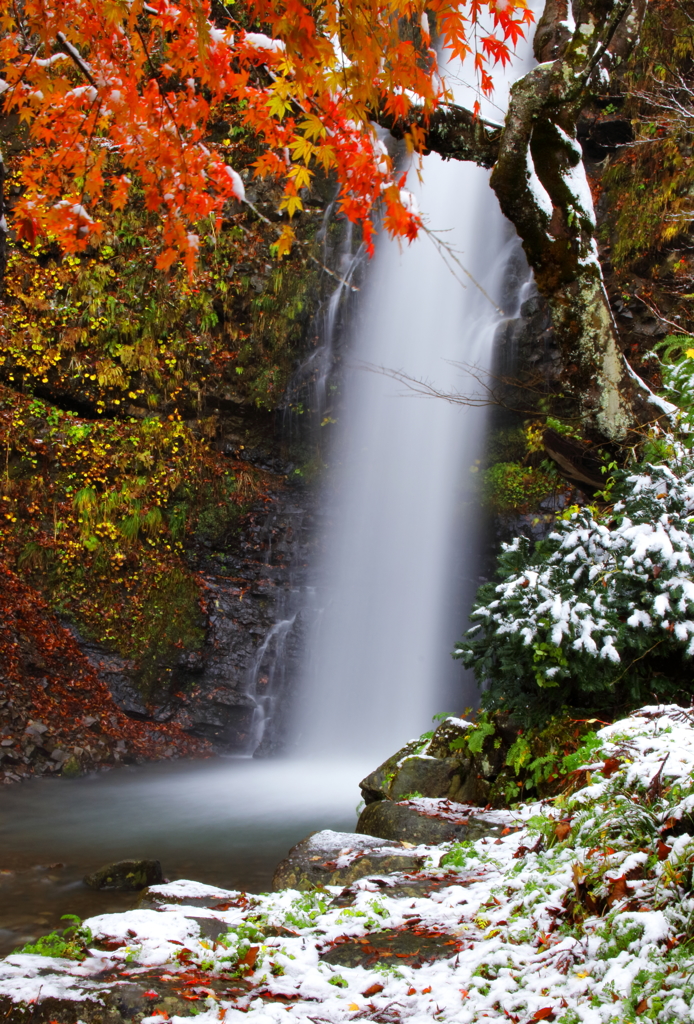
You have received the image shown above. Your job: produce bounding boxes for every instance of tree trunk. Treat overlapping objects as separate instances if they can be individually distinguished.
[381,0,657,441]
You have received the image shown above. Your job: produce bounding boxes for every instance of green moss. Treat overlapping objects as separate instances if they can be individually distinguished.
[482,461,555,514]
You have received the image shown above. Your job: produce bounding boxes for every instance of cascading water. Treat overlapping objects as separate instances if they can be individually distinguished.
[295,53,536,758]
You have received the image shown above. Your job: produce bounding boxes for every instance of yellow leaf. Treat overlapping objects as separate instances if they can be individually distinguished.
[279,195,304,217]
[686,348,694,358]
[275,224,295,257]
[348,1004,360,1012]
[288,164,313,189]
[300,114,327,141]
[267,95,291,120]
[289,136,316,165]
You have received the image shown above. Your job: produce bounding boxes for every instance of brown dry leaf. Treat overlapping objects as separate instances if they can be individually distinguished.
[607,875,629,906]
[555,821,572,842]
[361,984,384,997]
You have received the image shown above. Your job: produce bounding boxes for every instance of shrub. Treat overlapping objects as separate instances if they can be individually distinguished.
[455,444,694,724]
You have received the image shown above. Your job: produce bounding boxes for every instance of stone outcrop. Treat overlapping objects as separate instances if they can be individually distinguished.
[355,715,522,844]
[359,716,513,808]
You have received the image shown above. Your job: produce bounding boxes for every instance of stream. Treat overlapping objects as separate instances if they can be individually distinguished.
[0,754,370,955]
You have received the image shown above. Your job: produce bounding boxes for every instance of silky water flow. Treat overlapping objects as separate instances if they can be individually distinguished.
[295,86,535,757]
[0,41,536,954]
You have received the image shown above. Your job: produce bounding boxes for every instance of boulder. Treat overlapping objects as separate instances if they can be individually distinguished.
[84,859,163,891]
[426,717,473,758]
[359,738,428,803]
[360,718,477,805]
[388,754,464,801]
[272,829,425,890]
[356,799,504,845]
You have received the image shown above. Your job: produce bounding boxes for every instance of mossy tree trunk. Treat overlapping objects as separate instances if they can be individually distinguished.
[382,0,658,441]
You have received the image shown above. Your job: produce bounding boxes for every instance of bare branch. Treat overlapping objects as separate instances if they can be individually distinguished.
[56,31,97,88]
[374,102,502,168]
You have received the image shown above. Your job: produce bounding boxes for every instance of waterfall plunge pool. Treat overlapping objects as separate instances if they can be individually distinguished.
[0,753,371,955]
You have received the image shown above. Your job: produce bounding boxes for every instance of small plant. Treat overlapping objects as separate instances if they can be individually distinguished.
[15,915,92,961]
[440,841,479,869]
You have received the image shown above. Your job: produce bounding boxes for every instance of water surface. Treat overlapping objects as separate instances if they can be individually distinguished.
[0,754,370,954]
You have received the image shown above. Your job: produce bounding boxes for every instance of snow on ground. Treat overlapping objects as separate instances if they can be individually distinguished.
[3,705,694,1022]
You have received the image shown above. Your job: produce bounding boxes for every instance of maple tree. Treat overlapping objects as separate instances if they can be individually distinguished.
[0,0,532,272]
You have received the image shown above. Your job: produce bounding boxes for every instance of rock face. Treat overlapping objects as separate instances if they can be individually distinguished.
[84,859,163,892]
[272,830,425,890]
[77,475,315,757]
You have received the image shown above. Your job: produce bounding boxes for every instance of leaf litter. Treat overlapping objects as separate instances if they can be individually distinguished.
[3,705,694,1022]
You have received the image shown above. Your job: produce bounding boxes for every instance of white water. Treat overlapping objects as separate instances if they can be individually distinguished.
[297,51,535,758]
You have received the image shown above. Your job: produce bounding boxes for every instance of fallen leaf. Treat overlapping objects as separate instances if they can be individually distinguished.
[239,945,259,968]
[348,1003,360,1011]
[532,1009,555,1021]
[636,999,648,1015]
[362,984,384,997]
[602,757,621,778]
[607,875,629,905]
[422,986,432,994]
[555,821,572,842]
[657,840,672,861]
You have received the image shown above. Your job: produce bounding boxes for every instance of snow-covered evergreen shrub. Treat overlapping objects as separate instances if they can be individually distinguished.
[658,336,694,427]
[456,445,694,723]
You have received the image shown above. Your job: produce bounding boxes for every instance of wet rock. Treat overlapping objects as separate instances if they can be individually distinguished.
[320,926,462,968]
[359,738,434,803]
[356,800,503,845]
[84,859,163,891]
[426,717,472,759]
[272,829,425,891]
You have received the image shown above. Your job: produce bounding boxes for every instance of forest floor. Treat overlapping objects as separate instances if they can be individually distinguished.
[1,705,693,1023]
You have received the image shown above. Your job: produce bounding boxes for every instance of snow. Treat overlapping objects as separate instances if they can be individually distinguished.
[554,126,596,227]
[465,446,694,681]
[224,165,245,202]
[242,33,285,53]
[525,144,553,221]
[6,707,694,1022]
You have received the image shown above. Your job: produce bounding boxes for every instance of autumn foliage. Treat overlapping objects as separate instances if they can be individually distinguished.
[0,558,210,783]
[0,0,532,269]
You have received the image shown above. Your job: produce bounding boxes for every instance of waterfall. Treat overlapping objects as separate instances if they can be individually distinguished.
[295,47,536,758]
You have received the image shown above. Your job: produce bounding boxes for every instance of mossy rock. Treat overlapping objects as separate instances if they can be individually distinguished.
[426,718,473,758]
[272,830,424,891]
[84,859,163,891]
[359,738,427,803]
[387,755,466,801]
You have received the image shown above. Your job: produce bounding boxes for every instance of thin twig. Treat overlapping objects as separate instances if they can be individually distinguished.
[634,293,694,338]
[422,225,505,315]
